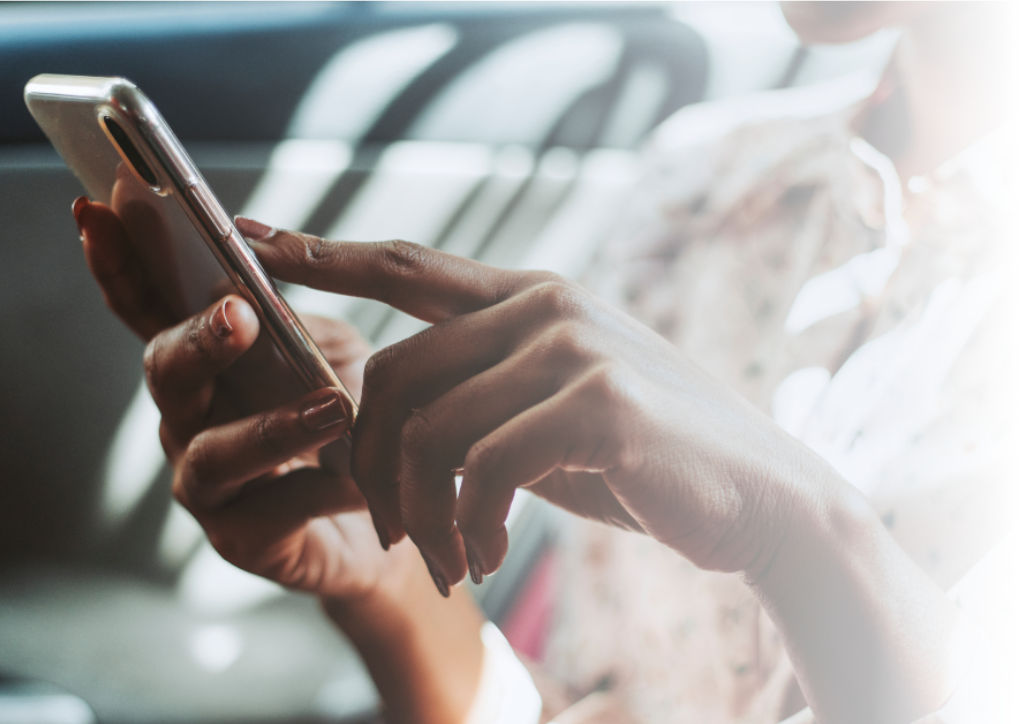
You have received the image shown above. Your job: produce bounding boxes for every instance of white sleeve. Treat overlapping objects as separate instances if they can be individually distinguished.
[776,626,1011,724]
[777,535,1021,724]
[464,622,542,724]
[913,531,1021,723]
[908,631,1011,724]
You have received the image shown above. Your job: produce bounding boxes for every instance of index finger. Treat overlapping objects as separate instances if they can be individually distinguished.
[235,218,542,324]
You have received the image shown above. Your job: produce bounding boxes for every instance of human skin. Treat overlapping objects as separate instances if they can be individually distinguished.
[782,1,1013,179]
[779,1,929,45]
[67,5,1009,720]
[233,219,970,724]
[73,198,485,724]
[72,193,971,723]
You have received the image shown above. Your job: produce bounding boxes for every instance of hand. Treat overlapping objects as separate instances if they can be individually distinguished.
[74,198,409,602]
[240,221,971,724]
[238,220,833,593]
[76,199,491,723]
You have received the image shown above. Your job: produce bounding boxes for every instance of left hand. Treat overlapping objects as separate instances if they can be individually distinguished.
[75,198,415,602]
[76,200,492,724]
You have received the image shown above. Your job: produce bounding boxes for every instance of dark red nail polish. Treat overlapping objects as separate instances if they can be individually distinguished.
[420,553,451,598]
[372,514,391,552]
[71,196,89,224]
[210,299,233,338]
[302,393,348,431]
[468,557,483,586]
[432,570,450,599]
[234,216,274,241]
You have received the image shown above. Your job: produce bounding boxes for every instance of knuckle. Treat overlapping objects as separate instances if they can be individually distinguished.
[142,338,164,393]
[362,345,399,396]
[208,531,245,568]
[182,438,214,490]
[170,476,191,509]
[301,232,335,268]
[520,269,569,289]
[400,409,437,460]
[547,321,593,364]
[185,314,209,361]
[158,421,181,460]
[284,231,340,288]
[249,410,288,459]
[275,556,312,591]
[380,239,428,278]
[583,362,639,412]
[247,545,311,591]
[463,439,501,484]
[528,280,590,320]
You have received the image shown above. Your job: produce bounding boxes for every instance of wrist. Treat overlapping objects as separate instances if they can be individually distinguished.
[321,540,486,724]
[744,461,964,724]
[322,579,412,649]
[744,460,873,598]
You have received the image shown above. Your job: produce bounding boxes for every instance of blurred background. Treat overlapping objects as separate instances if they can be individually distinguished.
[0,3,899,722]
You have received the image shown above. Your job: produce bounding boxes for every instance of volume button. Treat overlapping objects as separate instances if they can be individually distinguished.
[184,181,233,241]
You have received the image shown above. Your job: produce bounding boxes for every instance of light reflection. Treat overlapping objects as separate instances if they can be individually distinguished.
[519,149,640,278]
[327,141,493,244]
[313,674,379,719]
[157,502,204,570]
[188,624,243,674]
[178,543,284,617]
[236,139,352,232]
[98,381,164,528]
[0,694,95,724]
[410,23,623,147]
[288,24,458,141]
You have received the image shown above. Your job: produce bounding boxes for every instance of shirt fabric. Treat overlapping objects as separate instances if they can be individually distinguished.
[542,74,1016,724]
[465,622,543,724]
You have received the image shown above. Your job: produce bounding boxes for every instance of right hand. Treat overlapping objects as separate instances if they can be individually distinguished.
[238,221,844,593]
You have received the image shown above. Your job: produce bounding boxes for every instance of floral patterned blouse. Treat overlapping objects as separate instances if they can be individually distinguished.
[543,76,1015,724]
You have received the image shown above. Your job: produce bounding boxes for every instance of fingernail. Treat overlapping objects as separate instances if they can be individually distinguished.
[468,555,483,586]
[71,196,89,225]
[210,298,234,338]
[421,555,451,598]
[432,569,451,599]
[371,514,391,552]
[301,392,348,431]
[234,216,274,241]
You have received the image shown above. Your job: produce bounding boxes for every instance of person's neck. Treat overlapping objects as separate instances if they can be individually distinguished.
[854,3,1013,180]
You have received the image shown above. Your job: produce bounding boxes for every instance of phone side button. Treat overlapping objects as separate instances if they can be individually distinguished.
[184,182,234,241]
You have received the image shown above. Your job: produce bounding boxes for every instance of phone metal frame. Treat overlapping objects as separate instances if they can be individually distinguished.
[25,74,358,421]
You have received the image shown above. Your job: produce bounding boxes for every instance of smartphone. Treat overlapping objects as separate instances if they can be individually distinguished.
[24,74,358,433]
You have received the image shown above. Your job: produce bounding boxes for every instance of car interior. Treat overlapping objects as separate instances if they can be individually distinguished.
[0,3,896,722]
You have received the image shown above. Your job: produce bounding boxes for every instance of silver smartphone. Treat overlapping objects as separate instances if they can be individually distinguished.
[24,74,358,430]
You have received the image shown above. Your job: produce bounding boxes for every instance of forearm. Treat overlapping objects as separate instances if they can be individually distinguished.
[748,470,969,724]
[323,548,486,724]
